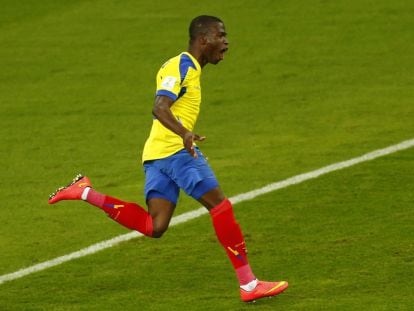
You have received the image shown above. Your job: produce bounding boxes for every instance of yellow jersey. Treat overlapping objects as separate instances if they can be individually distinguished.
[142,52,202,162]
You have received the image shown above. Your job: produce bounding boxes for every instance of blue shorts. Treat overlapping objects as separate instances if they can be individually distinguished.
[143,148,219,205]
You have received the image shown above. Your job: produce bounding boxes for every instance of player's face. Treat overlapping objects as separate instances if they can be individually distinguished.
[204,22,229,64]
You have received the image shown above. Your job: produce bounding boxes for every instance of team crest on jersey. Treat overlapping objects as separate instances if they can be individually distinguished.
[161,76,177,90]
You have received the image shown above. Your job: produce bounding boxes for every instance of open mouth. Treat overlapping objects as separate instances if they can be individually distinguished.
[219,47,228,60]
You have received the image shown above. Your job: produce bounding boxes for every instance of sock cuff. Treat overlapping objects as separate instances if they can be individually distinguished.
[240,278,258,291]
[81,187,91,201]
[209,198,232,218]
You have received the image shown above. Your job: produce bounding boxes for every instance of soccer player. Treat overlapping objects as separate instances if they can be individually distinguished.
[48,15,288,302]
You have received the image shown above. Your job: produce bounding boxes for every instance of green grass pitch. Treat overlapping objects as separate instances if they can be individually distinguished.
[1,0,413,310]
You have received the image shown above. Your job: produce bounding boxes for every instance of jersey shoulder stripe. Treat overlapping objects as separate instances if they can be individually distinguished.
[179,53,197,83]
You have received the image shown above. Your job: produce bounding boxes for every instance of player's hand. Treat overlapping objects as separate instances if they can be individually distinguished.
[183,131,206,158]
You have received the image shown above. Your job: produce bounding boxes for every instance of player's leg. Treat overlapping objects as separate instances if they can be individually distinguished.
[147,197,176,238]
[199,187,257,288]
[48,159,179,238]
[200,188,288,301]
[143,160,180,238]
[168,150,258,288]
[176,149,288,301]
[48,175,154,236]
[197,187,225,209]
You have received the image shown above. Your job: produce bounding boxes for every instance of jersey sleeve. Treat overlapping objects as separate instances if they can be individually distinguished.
[155,54,197,102]
[156,58,182,101]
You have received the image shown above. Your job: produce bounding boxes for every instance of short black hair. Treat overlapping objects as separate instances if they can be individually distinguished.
[189,15,223,42]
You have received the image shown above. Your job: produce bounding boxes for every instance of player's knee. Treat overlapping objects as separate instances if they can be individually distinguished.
[152,229,166,238]
[152,224,168,238]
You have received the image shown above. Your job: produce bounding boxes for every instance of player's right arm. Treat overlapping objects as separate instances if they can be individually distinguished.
[152,95,205,158]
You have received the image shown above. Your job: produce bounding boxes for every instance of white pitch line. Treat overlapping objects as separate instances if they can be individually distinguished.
[1,138,414,285]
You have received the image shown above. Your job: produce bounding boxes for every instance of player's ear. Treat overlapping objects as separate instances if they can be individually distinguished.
[199,33,208,45]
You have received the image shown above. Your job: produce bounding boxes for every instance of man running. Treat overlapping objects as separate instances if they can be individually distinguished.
[49,15,288,302]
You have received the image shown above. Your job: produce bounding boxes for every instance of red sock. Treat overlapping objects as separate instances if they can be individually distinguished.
[210,199,256,286]
[86,188,153,237]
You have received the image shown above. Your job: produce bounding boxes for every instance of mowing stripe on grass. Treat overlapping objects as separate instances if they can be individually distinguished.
[1,138,414,285]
